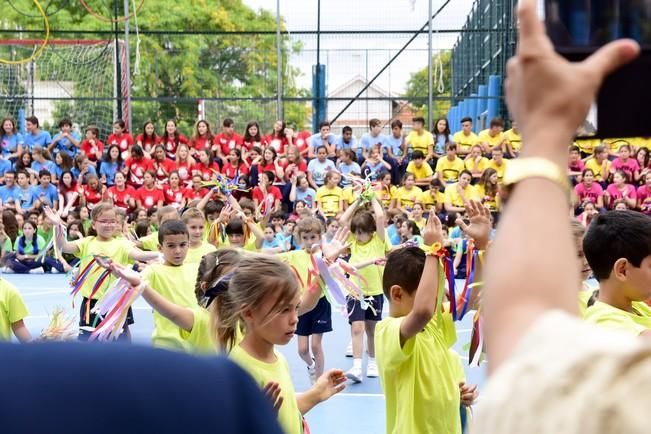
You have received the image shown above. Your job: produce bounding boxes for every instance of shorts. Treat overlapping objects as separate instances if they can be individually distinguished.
[78,296,134,341]
[347,294,384,323]
[296,296,332,336]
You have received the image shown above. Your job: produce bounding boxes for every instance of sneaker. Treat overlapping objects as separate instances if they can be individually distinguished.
[366,360,379,378]
[307,360,317,385]
[1,266,14,274]
[50,268,60,274]
[345,366,363,384]
[29,267,45,274]
[345,341,353,357]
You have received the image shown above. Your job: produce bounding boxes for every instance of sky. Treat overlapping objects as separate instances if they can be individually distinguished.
[242,0,476,95]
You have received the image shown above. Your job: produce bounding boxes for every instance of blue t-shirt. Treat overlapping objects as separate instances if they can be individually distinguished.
[51,130,81,157]
[306,158,335,187]
[262,238,280,249]
[434,133,448,155]
[0,159,12,178]
[0,185,20,205]
[31,160,57,176]
[384,134,404,157]
[362,160,386,181]
[31,184,58,208]
[294,187,317,208]
[0,133,23,155]
[23,131,52,151]
[334,135,357,151]
[16,186,35,210]
[337,161,361,186]
[308,133,336,152]
[100,161,121,186]
[387,224,401,246]
[359,133,387,153]
[71,165,97,184]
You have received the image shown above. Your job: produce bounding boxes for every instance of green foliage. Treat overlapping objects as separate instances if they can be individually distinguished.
[2,0,309,133]
[402,51,452,120]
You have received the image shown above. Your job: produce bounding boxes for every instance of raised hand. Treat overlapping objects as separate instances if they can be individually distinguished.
[422,211,443,247]
[44,206,64,226]
[456,200,491,250]
[320,225,351,261]
[314,369,346,402]
[459,382,478,407]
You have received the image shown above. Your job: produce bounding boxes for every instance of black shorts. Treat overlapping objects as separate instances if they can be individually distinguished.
[296,296,332,336]
[347,294,384,323]
[78,296,134,341]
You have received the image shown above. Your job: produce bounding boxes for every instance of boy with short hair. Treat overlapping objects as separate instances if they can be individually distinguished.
[583,211,651,335]
[435,143,465,185]
[478,117,506,154]
[359,119,387,163]
[32,170,59,209]
[452,116,479,156]
[406,117,434,161]
[24,116,52,151]
[487,147,509,182]
[405,150,434,187]
[181,208,217,264]
[308,121,336,159]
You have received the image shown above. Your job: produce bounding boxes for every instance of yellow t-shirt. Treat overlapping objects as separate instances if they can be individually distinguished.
[342,186,356,206]
[406,130,434,154]
[377,185,398,208]
[584,157,611,182]
[142,262,200,352]
[221,235,259,252]
[72,237,133,299]
[316,185,344,217]
[140,232,159,251]
[0,279,28,341]
[348,233,390,296]
[412,217,426,231]
[634,137,651,150]
[478,129,505,150]
[487,158,509,181]
[279,250,312,294]
[181,306,217,355]
[417,189,444,211]
[444,183,477,208]
[396,186,423,209]
[464,156,490,174]
[504,128,522,152]
[575,138,600,155]
[475,184,500,211]
[452,131,480,154]
[435,156,465,183]
[185,241,217,264]
[406,161,434,181]
[229,345,302,434]
[375,312,461,434]
[584,300,651,335]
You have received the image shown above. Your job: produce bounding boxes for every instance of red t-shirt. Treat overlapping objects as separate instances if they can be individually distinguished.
[80,139,104,162]
[192,162,220,181]
[106,133,134,160]
[163,186,187,207]
[294,131,312,154]
[252,185,282,214]
[189,136,211,153]
[213,133,244,156]
[242,138,266,151]
[152,158,176,184]
[82,185,105,206]
[124,157,153,187]
[176,161,193,185]
[136,134,158,155]
[107,185,136,210]
[222,162,249,180]
[158,134,188,160]
[256,162,277,175]
[281,159,308,181]
[266,135,288,155]
[184,187,207,202]
[136,185,165,209]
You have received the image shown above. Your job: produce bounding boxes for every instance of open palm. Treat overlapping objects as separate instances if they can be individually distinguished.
[457,200,491,250]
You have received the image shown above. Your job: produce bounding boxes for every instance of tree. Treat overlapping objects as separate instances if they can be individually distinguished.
[402,51,452,122]
[2,0,309,134]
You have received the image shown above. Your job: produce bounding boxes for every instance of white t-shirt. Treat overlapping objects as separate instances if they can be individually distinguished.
[471,310,651,434]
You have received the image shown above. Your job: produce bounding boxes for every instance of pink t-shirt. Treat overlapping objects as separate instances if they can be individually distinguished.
[605,183,637,208]
[611,158,640,182]
[637,185,651,214]
[574,182,603,205]
[568,159,585,173]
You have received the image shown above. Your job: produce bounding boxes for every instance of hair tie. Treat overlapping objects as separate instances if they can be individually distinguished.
[203,272,233,307]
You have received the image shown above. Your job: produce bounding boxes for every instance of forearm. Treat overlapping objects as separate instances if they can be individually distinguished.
[297,389,322,415]
[129,249,161,262]
[12,320,32,343]
[141,287,194,331]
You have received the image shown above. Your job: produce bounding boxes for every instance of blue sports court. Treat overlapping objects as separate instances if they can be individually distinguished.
[10,273,486,434]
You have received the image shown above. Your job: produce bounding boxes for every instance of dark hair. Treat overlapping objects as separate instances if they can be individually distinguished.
[569,145,581,154]
[433,117,451,138]
[581,168,595,178]
[223,118,234,128]
[2,209,18,245]
[350,210,376,234]
[318,121,330,130]
[243,121,261,142]
[58,118,72,128]
[316,145,327,154]
[130,144,145,160]
[460,116,472,124]
[205,200,224,215]
[56,151,73,172]
[25,116,39,127]
[412,117,425,124]
[412,150,425,160]
[141,121,158,142]
[162,120,180,146]
[383,247,426,297]
[15,153,32,172]
[459,169,473,180]
[225,219,245,236]
[68,219,86,238]
[445,142,458,152]
[584,211,651,281]
[401,220,420,241]
[1,117,17,134]
[593,144,607,156]
[636,147,650,169]
[342,126,353,134]
[196,248,242,306]
[38,169,51,179]
[390,119,403,129]
[489,117,505,128]
[479,168,499,197]
[17,221,39,256]
[369,118,381,128]
[134,221,149,239]
[15,169,29,179]
[103,144,124,164]
[85,125,99,137]
[158,220,189,244]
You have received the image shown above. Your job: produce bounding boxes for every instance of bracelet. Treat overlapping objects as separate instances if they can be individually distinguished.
[422,242,443,256]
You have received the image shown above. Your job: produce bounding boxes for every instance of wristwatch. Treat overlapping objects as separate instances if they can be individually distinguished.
[501,157,571,199]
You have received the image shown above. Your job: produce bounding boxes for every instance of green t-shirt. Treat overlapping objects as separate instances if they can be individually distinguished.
[13,235,46,255]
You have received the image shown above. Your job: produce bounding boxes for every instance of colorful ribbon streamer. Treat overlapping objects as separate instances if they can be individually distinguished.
[90,279,144,341]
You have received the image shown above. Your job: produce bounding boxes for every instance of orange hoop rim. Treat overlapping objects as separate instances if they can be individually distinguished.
[79,0,145,23]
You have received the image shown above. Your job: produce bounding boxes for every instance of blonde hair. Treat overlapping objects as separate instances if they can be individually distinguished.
[182,207,205,224]
[570,218,586,241]
[213,254,299,352]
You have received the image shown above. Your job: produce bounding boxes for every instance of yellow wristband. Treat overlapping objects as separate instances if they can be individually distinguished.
[422,242,443,256]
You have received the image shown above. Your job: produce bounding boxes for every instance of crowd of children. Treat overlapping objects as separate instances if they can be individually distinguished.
[5,108,651,434]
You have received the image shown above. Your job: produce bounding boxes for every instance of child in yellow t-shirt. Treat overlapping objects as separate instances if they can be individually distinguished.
[464,144,490,181]
[405,150,434,186]
[0,278,31,342]
[46,203,160,341]
[418,178,445,214]
[396,173,423,213]
[582,211,651,335]
[377,171,398,209]
[338,196,390,383]
[409,203,427,231]
[435,143,465,185]
[181,207,217,264]
[316,172,344,218]
[137,206,180,251]
[444,170,477,214]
